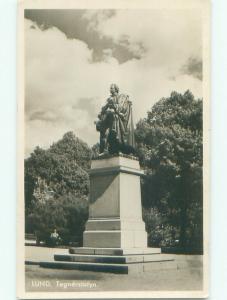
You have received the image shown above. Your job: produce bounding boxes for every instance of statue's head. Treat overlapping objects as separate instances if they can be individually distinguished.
[110,84,119,96]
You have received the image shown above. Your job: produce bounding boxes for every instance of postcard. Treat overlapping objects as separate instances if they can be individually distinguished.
[17,0,210,298]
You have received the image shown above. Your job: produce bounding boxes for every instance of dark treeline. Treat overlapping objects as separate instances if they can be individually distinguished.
[25,90,203,253]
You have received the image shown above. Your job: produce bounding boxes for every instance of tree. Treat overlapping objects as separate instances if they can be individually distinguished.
[25,132,91,201]
[26,194,88,246]
[25,132,91,244]
[49,131,92,170]
[135,90,203,252]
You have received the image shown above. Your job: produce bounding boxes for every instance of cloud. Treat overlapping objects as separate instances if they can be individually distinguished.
[88,9,202,69]
[82,10,116,31]
[25,9,203,157]
[29,110,58,122]
[24,9,138,63]
[180,57,203,80]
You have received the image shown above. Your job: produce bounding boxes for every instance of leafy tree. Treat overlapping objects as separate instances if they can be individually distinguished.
[49,131,92,170]
[25,132,91,201]
[25,132,91,244]
[26,194,88,245]
[135,91,203,252]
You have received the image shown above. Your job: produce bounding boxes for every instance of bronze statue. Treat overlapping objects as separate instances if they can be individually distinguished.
[95,84,135,155]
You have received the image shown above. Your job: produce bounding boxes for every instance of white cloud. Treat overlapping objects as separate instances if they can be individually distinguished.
[25,10,202,156]
[91,9,202,68]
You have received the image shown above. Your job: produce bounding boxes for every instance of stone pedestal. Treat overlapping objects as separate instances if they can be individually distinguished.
[83,155,147,249]
[40,155,175,274]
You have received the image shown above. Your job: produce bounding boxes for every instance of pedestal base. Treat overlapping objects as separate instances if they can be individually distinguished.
[40,156,175,274]
[83,218,147,248]
[69,247,161,256]
[40,247,175,274]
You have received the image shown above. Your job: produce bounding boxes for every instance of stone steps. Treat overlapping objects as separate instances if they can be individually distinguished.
[38,247,175,274]
[69,247,161,256]
[40,261,129,274]
[54,253,173,264]
[40,259,176,274]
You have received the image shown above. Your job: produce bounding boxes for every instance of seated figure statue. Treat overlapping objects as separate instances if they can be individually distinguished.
[95,84,136,155]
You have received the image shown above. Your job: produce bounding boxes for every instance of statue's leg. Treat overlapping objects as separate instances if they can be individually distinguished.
[99,125,110,154]
[103,129,109,153]
[99,130,106,153]
[108,130,120,154]
[104,112,117,154]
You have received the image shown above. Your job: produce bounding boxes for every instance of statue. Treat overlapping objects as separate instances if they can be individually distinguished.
[95,84,136,155]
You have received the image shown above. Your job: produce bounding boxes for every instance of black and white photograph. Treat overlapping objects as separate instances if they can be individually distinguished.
[17,0,210,298]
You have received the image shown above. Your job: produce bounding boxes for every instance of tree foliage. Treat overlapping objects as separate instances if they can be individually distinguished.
[26,194,88,245]
[25,132,91,244]
[135,91,203,251]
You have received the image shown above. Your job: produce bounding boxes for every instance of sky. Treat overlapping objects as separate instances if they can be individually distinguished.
[25,9,203,157]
